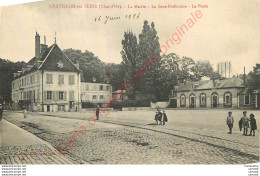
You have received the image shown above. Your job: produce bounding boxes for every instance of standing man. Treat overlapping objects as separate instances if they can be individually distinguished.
[158,109,162,125]
[249,113,257,136]
[96,106,100,120]
[240,111,250,136]
[226,111,234,134]
[162,110,168,125]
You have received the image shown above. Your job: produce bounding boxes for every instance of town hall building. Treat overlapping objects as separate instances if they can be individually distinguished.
[12,32,81,112]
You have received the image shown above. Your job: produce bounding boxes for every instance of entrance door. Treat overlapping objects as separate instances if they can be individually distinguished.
[212,95,218,108]
[47,105,50,112]
[170,99,177,108]
[190,97,195,108]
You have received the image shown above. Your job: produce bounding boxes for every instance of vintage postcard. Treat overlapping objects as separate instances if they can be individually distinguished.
[0,0,259,175]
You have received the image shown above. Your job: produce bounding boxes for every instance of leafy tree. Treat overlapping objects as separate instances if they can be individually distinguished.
[105,63,126,91]
[121,31,139,99]
[247,64,260,92]
[192,60,214,81]
[0,58,27,102]
[63,49,107,83]
[138,21,162,100]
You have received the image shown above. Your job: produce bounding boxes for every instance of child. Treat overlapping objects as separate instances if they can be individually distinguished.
[240,111,250,136]
[155,111,159,125]
[157,109,162,125]
[162,110,168,125]
[249,113,257,136]
[226,112,234,134]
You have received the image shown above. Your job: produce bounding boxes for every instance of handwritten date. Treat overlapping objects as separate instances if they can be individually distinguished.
[94,13,140,24]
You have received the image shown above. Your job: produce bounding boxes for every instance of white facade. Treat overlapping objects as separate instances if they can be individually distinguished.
[81,82,112,103]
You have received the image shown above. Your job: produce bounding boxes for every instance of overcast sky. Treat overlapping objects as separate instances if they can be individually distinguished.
[0,0,259,75]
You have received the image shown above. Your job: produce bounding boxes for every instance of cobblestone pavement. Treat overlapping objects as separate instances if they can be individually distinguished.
[0,119,79,164]
[2,110,260,164]
[0,144,76,164]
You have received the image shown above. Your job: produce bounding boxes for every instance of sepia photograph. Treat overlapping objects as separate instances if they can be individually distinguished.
[0,0,259,175]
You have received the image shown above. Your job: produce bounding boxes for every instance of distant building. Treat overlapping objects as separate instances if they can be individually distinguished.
[12,32,81,112]
[81,82,112,104]
[171,77,259,109]
[217,61,232,78]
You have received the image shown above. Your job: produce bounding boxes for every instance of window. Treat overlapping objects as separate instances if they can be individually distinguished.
[46,74,53,84]
[224,92,232,106]
[25,78,27,85]
[59,91,64,100]
[244,95,250,105]
[69,91,74,101]
[69,75,75,85]
[93,85,97,91]
[106,86,110,91]
[180,94,186,107]
[47,91,52,100]
[100,85,103,91]
[93,95,97,100]
[58,75,64,84]
[100,95,104,100]
[200,93,206,107]
[22,79,24,86]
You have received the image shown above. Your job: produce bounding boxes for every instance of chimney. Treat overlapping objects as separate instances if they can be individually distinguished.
[35,32,40,58]
[74,60,80,69]
[243,67,246,86]
[44,35,46,44]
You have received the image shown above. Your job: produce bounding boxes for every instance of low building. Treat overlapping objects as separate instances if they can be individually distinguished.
[171,77,259,109]
[81,82,112,105]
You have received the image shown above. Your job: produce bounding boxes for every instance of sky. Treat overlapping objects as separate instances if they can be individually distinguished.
[0,0,259,75]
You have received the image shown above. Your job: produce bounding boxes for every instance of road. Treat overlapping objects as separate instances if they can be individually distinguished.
[2,109,260,164]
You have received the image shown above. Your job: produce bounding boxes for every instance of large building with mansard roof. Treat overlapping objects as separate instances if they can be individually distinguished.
[12,32,113,112]
[12,32,81,112]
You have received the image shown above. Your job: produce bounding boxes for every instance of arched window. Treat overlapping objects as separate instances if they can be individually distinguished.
[180,94,186,107]
[224,92,232,107]
[211,92,219,108]
[200,93,206,107]
[189,94,196,108]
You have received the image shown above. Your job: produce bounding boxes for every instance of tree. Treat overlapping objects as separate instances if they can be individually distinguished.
[121,31,139,99]
[192,60,214,81]
[105,63,125,91]
[63,49,107,83]
[247,64,260,92]
[0,58,27,102]
[138,21,162,100]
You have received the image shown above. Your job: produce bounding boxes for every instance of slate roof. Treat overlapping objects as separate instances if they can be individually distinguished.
[38,44,81,72]
[175,77,245,92]
[14,43,81,80]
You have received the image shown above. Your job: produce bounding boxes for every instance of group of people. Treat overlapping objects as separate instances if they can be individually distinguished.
[226,111,257,136]
[154,109,168,125]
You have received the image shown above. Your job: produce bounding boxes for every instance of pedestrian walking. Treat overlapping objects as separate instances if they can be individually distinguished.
[162,110,168,125]
[249,113,257,136]
[240,111,250,136]
[158,109,162,125]
[155,111,159,125]
[23,109,27,118]
[226,111,234,134]
[96,106,100,120]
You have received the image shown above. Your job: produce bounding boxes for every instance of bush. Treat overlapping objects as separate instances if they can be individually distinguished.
[82,102,97,108]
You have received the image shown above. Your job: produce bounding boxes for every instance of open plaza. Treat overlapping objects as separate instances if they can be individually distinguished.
[0,109,259,164]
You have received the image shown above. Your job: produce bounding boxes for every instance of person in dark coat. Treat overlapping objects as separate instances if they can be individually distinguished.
[249,113,257,136]
[155,111,159,125]
[96,106,100,120]
[157,109,162,125]
[162,110,168,125]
